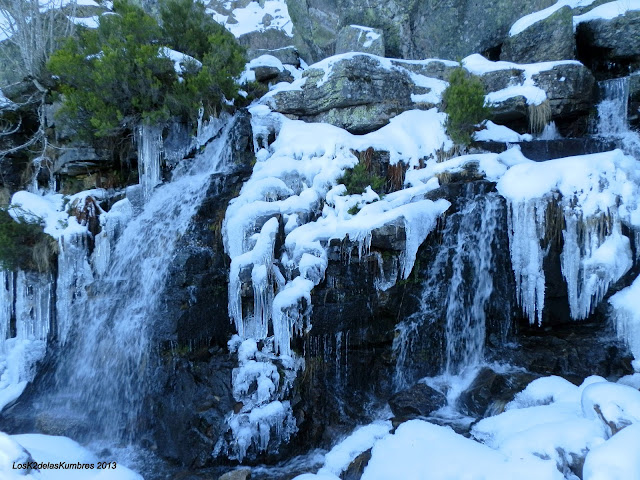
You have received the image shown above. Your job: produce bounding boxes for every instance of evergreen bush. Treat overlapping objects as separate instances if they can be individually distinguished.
[442,67,492,146]
[47,0,246,141]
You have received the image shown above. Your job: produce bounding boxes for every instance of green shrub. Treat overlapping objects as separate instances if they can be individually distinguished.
[0,208,55,272]
[340,162,385,195]
[47,0,246,141]
[442,67,492,146]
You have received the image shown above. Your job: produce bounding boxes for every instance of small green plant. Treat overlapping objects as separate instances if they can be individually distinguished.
[0,208,56,272]
[340,162,385,195]
[442,67,492,146]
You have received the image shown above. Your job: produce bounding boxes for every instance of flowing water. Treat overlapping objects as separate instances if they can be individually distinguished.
[43,116,236,443]
[393,184,503,389]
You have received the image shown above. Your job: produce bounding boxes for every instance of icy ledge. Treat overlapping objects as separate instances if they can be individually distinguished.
[497,149,640,324]
[220,106,452,459]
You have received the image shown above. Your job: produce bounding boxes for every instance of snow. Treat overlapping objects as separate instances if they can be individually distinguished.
[350,25,381,48]
[158,47,201,75]
[583,422,640,480]
[610,274,640,363]
[463,54,583,106]
[574,0,640,27]
[213,0,293,38]
[317,421,391,477]
[361,420,563,480]
[70,15,100,28]
[581,382,640,434]
[0,433,142,480]
[474,121,533,142]
[510,0,597,36]
[9,191,84,239]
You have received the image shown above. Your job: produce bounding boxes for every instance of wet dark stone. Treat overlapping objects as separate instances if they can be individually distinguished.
[457,367,540,418]
[389,383,447,418]
[476,138,618,161]
[342,449,372,480]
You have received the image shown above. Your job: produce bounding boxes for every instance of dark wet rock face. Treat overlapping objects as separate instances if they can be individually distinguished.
[149,111,255,468]
[456,367,540,418]
[389,383,447,419]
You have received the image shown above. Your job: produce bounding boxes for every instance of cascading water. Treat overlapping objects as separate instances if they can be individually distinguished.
[596,76,640,156]
[393,184,503,388]
[45,116,236,442]
[444,190,500,375]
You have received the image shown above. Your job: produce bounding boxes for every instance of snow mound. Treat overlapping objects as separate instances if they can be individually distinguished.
[583,422,640,480]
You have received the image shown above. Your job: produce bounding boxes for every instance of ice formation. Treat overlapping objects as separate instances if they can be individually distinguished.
[0,270,51,411]
[609,274,640,366]
[221,103,453,457]
[497,150,640,323]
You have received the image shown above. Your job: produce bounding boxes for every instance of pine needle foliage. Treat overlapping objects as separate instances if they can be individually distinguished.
[442,67,492,146]
[47,0,246,140]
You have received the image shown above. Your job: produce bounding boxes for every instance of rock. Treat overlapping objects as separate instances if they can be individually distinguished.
[53,147,112,176]
[238,29,294,52]
[411,0,556,60]
[246,46,301,67]
[576,12,640,65]
[389,383,447,418]
[285,0,341,61]
[219,467,252,480]
[483,63,595,125]
[457,367,539,418]
[335,25,385,56]
[267,54,414,133]
[342,449,372,480]
[252,65,283,82]
[501,6,575,63]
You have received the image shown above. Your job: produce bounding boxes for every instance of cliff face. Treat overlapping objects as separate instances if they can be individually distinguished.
[2,1,640,479]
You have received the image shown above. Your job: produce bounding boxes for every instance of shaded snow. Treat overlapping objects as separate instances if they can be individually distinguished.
[510,0,597,36]
[574,0,640,27]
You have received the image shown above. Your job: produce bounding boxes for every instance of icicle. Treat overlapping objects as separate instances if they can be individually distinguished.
[609,274,640,368]
[137,123,163,202]
[561,211,632,320]
[597,77,630,136]
[15,270,51,341]
[0,271,13,355]
[506,198,547,325]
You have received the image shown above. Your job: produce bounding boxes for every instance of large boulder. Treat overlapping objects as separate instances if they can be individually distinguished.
[266,54,416,133]
[478,62,595,126]
[576,11,640,61]
[389,383,447,419]
[501,6,575,63]
[335,25,385,56]
[265,53,458,132]
[411,0,556,60]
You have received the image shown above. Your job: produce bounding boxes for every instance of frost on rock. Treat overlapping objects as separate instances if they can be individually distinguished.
[221,105,451,459]
[497,150,640,323]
